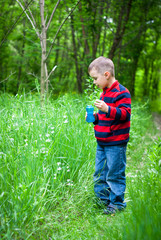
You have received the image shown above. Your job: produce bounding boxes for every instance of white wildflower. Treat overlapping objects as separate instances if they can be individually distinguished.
[40,148,46,153]
[57,162,61,166]
[64,120,68,123]
[46,139,52,142]
[57,167,62,171]
[46,133,50,137]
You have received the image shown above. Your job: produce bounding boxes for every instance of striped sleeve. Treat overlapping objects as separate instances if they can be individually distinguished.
[106,91,131,121]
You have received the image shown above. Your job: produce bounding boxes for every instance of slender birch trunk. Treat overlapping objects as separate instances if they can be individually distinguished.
[40,0,48,100]
[16,0,80,100]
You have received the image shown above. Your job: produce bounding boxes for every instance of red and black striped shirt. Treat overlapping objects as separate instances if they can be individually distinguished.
[94,80,131,145]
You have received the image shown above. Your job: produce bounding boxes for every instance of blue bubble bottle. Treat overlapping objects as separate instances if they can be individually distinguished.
[86,105,95,123]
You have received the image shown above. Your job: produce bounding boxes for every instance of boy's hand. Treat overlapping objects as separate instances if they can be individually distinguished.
[94,99,109,113]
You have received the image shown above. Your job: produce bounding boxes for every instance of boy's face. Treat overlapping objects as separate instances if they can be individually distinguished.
[89,67,110,89]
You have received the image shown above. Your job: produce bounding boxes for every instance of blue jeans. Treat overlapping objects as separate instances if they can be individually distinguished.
[93,143,127,210]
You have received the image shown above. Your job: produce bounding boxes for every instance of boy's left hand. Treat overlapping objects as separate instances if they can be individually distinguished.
[94,99,109,113]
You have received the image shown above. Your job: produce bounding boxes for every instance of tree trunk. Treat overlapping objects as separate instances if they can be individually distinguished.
[108,0,133,59]
[40,0,48,100]
[78,2,90,56]
[17,16,26,91]
[70,14,82,93]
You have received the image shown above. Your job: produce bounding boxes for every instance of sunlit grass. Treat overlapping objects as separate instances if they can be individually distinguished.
[0,93,160,239]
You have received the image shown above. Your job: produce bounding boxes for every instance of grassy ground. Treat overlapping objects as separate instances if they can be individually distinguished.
[0,93,161,239]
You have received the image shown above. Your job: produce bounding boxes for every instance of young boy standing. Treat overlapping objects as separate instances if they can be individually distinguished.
[87,56,131,214]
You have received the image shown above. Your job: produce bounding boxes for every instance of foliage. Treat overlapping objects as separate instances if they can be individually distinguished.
[123,137,161,240]
[0,0,161,106]
[0,93,160,239]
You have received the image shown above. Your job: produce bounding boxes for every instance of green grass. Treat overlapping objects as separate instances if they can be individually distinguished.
[0,93,161,239]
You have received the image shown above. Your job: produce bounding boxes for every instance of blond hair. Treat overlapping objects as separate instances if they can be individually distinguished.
[88,56,115,77]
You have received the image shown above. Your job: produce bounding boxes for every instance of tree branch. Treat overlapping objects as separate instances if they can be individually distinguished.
[46,0,61,31]
[46,0,81,61]
[16,0,40,39]
[0,0,34,48]
[45,65,57,83]
[0,72,16,84]
[22,0,37,28]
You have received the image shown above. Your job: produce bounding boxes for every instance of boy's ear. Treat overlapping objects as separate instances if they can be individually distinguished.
[104,71,110,79]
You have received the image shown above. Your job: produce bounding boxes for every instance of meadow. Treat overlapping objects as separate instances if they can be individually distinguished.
[0,93,161,240]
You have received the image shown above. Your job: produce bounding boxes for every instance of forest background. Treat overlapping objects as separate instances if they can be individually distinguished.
[0,0,161,111]
[0,1,161,239]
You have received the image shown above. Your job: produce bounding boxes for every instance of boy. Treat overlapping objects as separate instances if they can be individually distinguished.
[87,56,131,214]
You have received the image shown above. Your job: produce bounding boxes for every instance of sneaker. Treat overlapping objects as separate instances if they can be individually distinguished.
[103,206,117,215]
